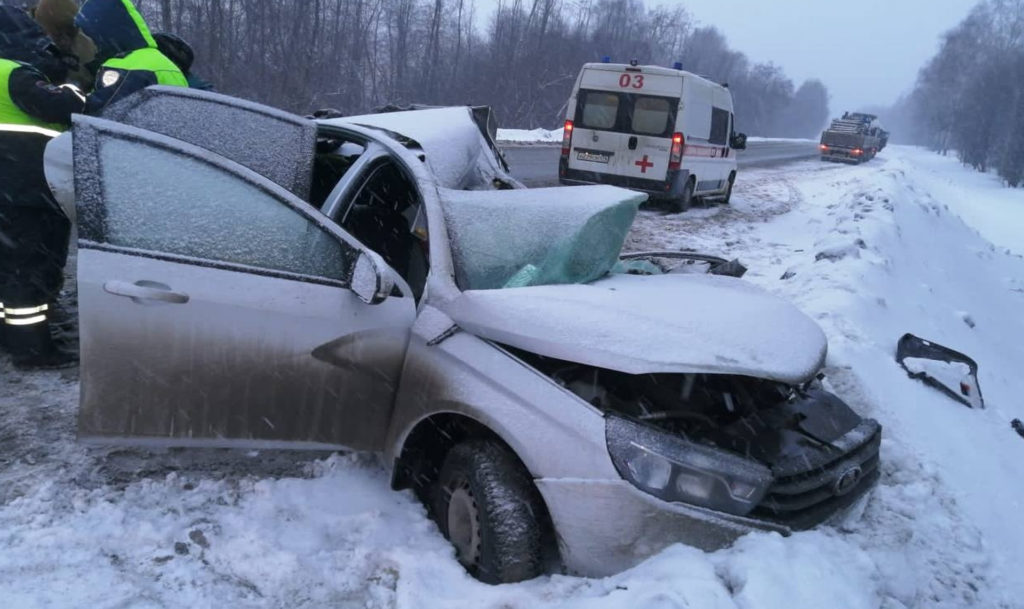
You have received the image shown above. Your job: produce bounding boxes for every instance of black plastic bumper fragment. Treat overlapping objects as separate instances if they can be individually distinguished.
[896,333,984,408]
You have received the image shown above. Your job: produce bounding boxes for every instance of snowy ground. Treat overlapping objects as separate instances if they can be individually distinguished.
[2,146,1023,608]
[496,127,564,144]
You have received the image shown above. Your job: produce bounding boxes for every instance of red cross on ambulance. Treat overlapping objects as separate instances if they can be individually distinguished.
[634,155,654,173]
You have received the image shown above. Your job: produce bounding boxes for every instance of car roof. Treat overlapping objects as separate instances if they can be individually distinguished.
[319,107,506,190]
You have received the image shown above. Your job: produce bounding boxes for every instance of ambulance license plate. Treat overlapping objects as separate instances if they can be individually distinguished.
[577,150,611,163]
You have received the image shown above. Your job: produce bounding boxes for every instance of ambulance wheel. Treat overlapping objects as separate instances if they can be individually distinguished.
[723,172,736,205]
[671,178,694,213]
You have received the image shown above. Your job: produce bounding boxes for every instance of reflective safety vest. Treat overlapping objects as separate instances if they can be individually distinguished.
[0,58,64,134]
[99,46,188,88]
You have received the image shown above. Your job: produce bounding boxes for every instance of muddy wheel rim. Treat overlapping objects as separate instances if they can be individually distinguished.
[446,481,481,568]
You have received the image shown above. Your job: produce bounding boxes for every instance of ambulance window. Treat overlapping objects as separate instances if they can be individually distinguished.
[632,97,673,135]
[581,91,619,129]
[710,107,730,145]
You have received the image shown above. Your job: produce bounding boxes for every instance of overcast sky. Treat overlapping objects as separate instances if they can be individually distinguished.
[475,0,979,114]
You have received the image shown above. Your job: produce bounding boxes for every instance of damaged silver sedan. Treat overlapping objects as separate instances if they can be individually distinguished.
[45,86,880,584]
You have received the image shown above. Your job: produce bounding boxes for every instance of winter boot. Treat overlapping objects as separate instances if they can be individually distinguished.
[12,344,77,370]
[4,303,77,370]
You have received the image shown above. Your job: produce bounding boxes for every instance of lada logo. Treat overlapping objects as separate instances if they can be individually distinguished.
[832,465,863,497]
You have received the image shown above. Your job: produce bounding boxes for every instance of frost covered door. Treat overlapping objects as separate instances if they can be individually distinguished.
[98,86,318,199]
[72,117,416,450]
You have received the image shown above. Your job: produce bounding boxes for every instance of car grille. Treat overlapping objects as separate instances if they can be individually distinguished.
[750,420,882,530]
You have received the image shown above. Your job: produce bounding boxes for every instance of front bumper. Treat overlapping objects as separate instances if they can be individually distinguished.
[821,148,864,162]
[536,477,785,576]
[537,416,881,577]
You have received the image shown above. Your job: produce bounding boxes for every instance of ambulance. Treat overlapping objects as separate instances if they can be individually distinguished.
[558,61,747,212]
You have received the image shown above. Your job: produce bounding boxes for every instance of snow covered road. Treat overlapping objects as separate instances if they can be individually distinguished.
[2,146,1022,608]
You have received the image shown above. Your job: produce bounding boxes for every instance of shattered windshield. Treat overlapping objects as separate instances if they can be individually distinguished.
[440,186,645,290]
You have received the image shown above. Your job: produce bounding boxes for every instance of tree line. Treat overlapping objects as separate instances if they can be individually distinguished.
[136,0,829,136]
[901,0,1024,186]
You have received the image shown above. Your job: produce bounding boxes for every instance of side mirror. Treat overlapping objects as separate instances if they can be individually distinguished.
[351,250,394,305]
[730,132,747,150]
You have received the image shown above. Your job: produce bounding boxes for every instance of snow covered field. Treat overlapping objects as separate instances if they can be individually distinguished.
[2,146,1022,608]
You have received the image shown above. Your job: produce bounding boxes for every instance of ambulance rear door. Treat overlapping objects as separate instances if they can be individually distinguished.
[567,65,682,183]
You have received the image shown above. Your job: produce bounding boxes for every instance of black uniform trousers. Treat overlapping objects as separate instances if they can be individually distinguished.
[0,127,70,354]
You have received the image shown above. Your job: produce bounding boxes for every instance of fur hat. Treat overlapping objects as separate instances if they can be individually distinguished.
[33,0,97,66]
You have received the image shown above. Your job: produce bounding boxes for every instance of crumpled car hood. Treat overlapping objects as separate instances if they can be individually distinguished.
[325,107,507,190]
[443,273,828,384]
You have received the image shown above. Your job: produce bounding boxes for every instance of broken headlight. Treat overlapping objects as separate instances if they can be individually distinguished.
[606,414,772,516]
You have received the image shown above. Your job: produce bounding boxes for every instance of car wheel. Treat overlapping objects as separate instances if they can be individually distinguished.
[722,172,736,205]
[432,439,545,584]
[671,178,694,213]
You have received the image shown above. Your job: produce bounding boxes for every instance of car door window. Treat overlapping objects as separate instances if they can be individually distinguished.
[83,133,355,283]
[100,86,317,199]
[338,158,429,299]
[311,134,369,210]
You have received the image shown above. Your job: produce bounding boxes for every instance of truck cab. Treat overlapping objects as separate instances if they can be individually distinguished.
[819,112,887,164]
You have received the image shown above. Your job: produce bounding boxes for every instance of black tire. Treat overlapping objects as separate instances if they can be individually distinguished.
[432,440,545,584]
[722,172,736,205]
[671,178,694,213]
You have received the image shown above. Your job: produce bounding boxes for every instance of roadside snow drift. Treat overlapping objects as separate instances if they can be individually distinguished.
[496,127,564,144]
[2,146,1023,608]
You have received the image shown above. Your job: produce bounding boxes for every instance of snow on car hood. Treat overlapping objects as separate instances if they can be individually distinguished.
[326,107,508,190]
[443,273,828,384]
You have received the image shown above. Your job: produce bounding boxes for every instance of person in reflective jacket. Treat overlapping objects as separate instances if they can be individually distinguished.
[75,0,187,114]
[0,2,90,369]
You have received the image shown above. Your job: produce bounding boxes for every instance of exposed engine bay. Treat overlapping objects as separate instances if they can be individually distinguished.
[511,348,868,469]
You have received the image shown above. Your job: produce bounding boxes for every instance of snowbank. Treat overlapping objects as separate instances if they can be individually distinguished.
[745,136,818,144]
[890,149,1024,255]
[496,127,564,144]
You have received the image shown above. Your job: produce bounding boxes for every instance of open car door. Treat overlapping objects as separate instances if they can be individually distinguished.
[99,85,317,199]
[71,116,416,450]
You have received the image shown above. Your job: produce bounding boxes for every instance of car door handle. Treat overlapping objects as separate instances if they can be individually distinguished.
[628,136,638,150]
[103,280,190,304]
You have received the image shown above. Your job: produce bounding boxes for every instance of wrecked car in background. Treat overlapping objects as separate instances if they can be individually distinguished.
[44,86,881,584]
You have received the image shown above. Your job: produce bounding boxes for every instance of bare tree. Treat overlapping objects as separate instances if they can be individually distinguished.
[133,0,826,134]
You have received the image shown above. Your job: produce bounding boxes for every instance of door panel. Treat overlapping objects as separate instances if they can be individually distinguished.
[99,85,317,199]
[73,116,416,449]
[78,250,411,450]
